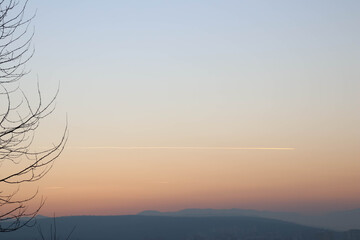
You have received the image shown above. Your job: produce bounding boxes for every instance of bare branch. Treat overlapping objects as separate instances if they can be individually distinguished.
[0,0,66,232]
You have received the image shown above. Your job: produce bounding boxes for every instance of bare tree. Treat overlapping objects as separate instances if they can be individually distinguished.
[0,0,67,232]
[37,215,76,240]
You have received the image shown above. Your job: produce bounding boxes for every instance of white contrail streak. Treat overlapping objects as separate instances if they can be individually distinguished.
[45,186,65,190]
[69,147,295,150]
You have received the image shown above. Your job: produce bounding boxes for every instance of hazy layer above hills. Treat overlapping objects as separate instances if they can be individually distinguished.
[1,215,360,240]
[138,208,360,230]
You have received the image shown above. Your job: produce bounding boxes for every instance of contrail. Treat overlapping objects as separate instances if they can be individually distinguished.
[45,186,65,190]
[69,147,295,150]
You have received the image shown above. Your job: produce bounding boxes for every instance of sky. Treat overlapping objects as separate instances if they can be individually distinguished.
[10,0,360,216]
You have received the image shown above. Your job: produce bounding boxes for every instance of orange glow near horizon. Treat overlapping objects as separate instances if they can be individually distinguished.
[33,145,360,216]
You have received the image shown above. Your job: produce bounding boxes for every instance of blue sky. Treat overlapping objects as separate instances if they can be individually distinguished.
[17,0,360,214]
[27,0,359,147]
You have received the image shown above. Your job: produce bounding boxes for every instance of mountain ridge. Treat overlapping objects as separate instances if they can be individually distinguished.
[2,215,360,240]
[137,207,360,230]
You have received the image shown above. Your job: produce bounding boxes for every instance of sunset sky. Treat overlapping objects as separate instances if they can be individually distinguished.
[15,0,360,216]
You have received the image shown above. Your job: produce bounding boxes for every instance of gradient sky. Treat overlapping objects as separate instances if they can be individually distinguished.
[12,0,360,216]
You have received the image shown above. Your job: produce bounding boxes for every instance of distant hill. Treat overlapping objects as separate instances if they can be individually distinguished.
[138,208,302,219]
[319,208,360,230]
[138,208,360,230]
[1,215,360,240]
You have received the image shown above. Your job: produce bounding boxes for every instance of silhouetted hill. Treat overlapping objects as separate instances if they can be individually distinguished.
[138,208,360,230]
[318,209,360,230]
[138,208,301,219]
[1,215,359,240]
